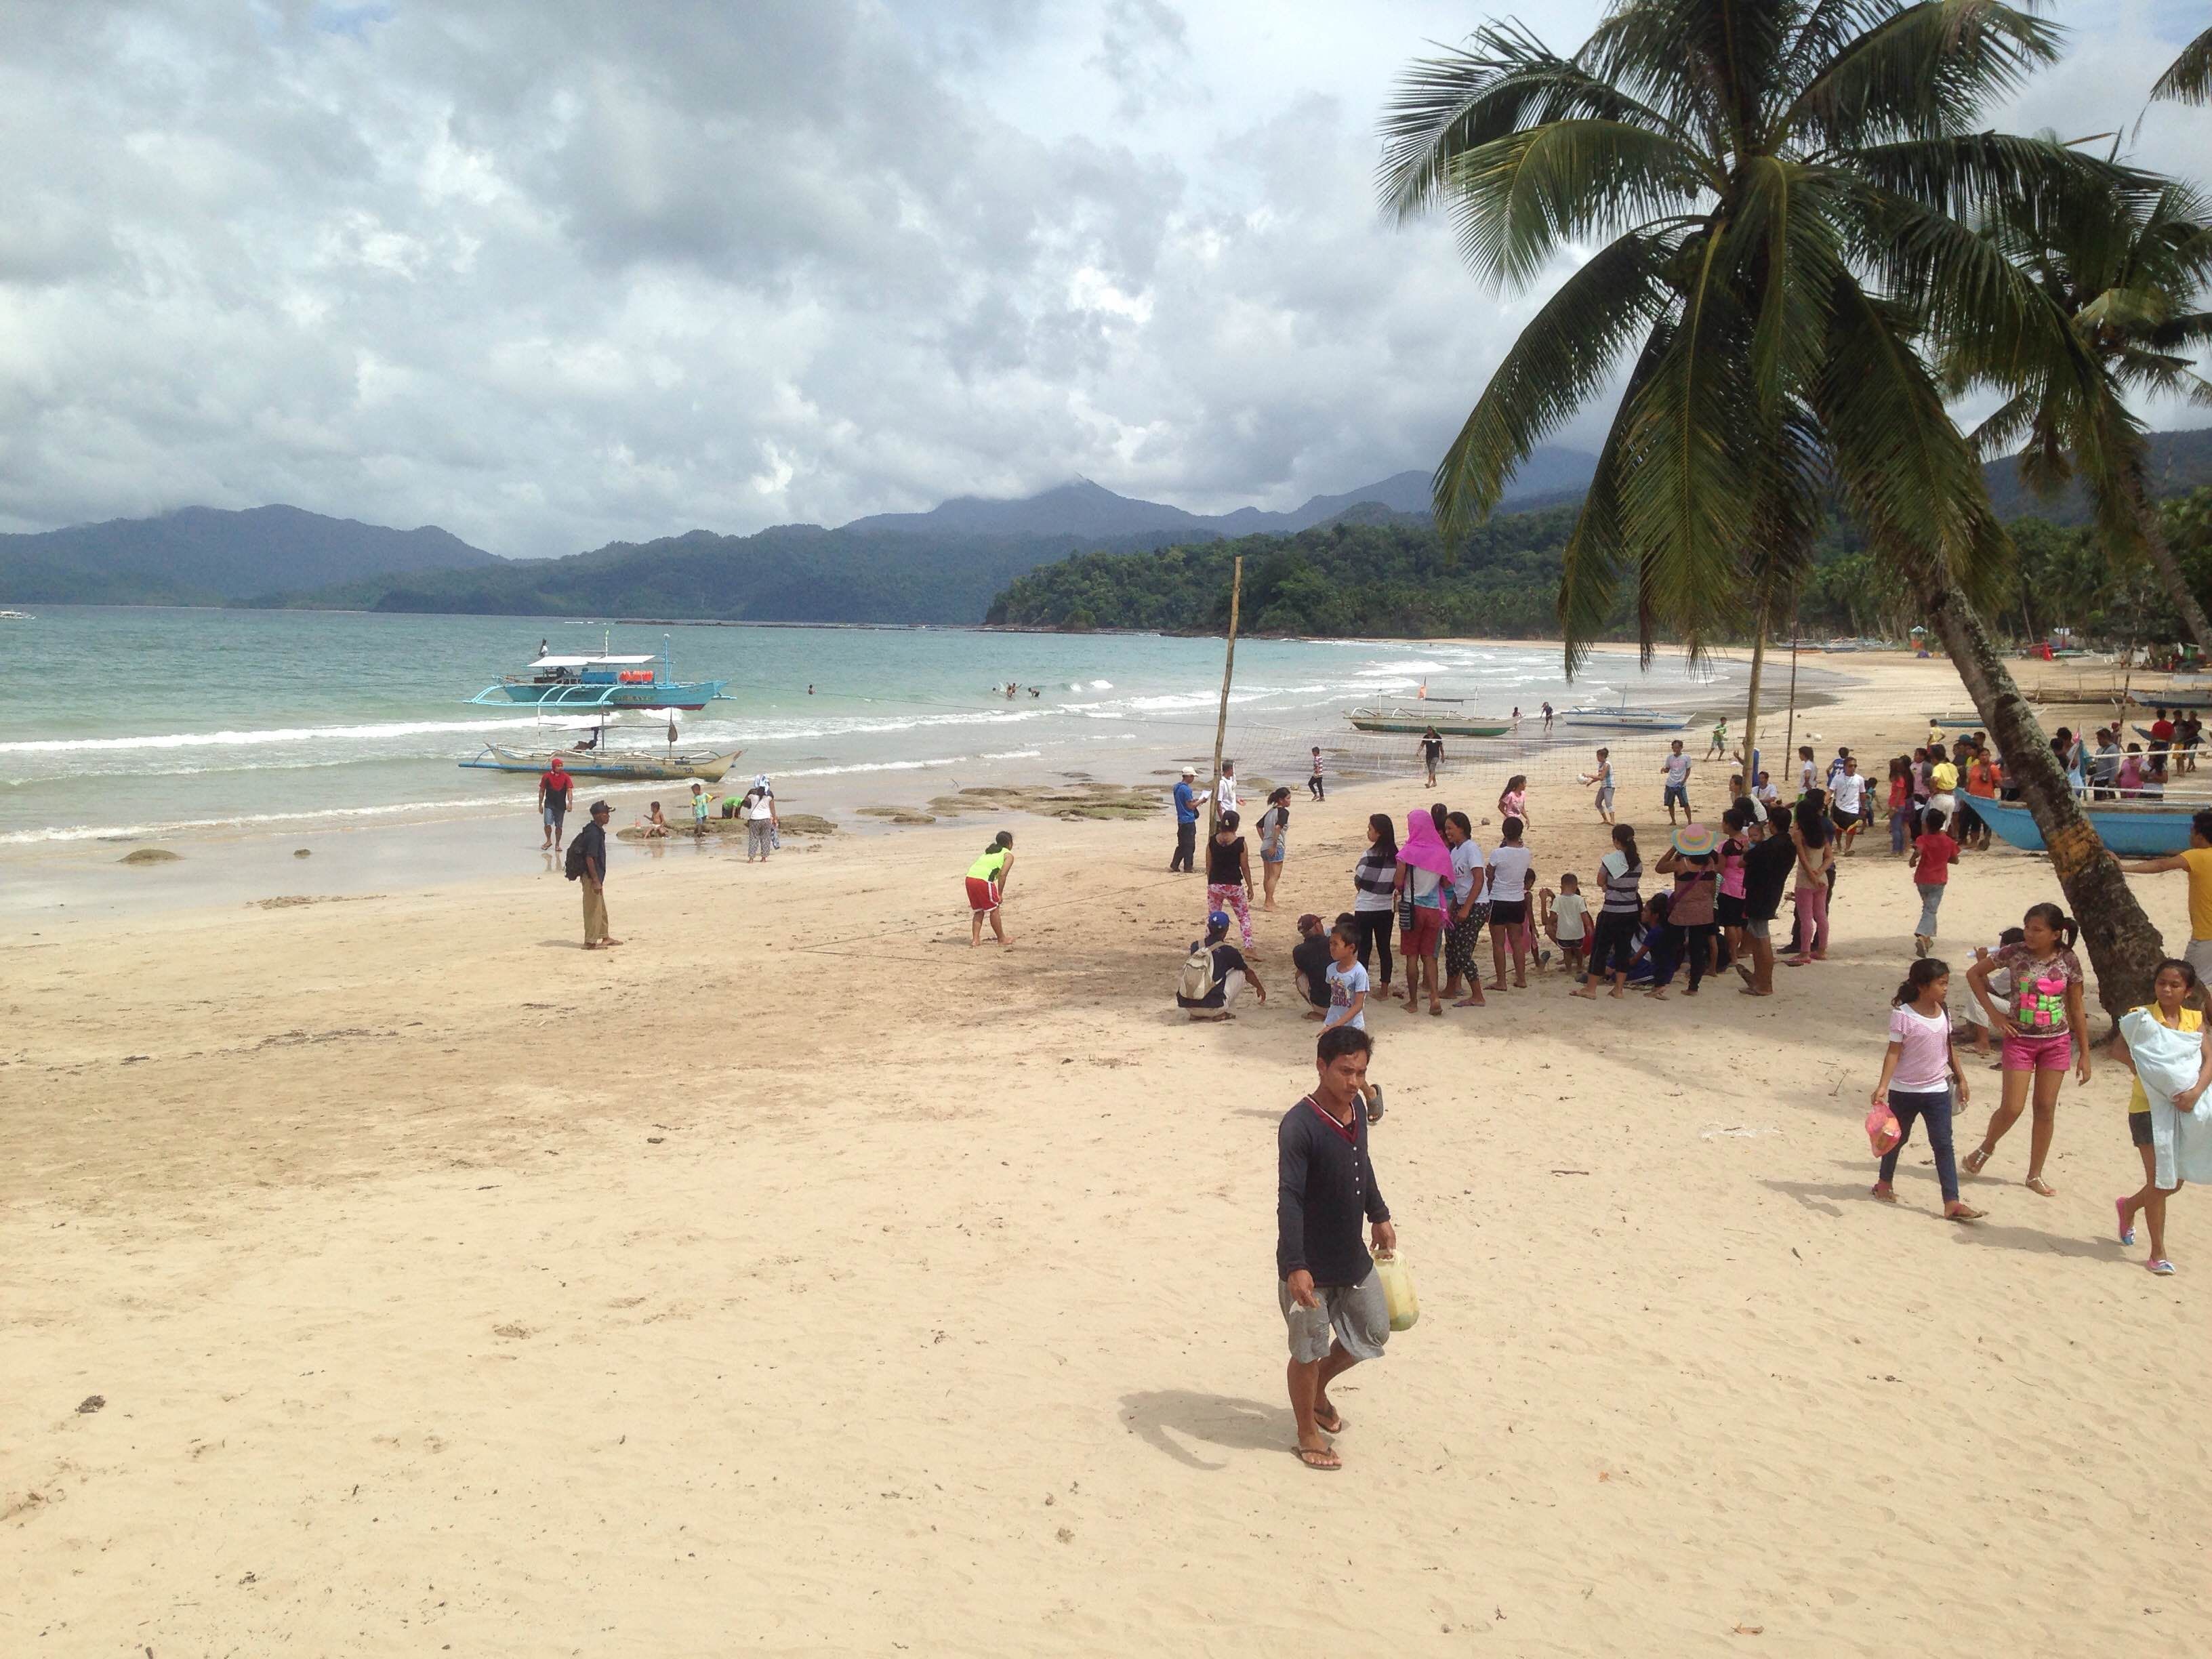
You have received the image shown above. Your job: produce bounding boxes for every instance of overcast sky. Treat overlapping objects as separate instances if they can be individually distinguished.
[1,0,2205,557]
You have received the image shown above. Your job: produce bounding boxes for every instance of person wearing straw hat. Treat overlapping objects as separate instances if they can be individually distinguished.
[1652,823,1722,996]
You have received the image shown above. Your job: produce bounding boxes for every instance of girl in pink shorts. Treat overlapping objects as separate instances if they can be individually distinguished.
[1963,903,2091,1196]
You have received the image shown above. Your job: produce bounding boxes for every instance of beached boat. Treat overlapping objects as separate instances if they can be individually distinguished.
[459,710,741,782]
[460,742,741,783]
[1347,706,1510,738]
[1970,794,2199,857]
[1926,712,1987,730]
[469,633,728,711]
[1559,694,1690,732]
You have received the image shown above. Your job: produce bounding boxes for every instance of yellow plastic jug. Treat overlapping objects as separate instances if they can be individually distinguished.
[1374,1250,1419,1332]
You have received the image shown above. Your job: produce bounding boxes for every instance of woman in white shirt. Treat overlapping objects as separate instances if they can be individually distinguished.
[1484,815,1536,991]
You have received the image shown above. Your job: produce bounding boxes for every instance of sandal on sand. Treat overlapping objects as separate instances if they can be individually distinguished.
[1313,1405,1345,1435]
[1296,1445,1342,1471]
[1944,1204,1987,1222]
[2026,1176,2057,1197]
[2148,1258,2176,1275]
[1364,1086,1385,1124]
[2116,1198,2137,1246]
[1870,1183,1898,1204]
[1963,1147,1992,1176]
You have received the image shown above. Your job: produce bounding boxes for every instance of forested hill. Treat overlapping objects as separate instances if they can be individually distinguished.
[985,508,1585,637]
[268,523,1214,626]
[0,504,497,606]
[985,486,2212,644]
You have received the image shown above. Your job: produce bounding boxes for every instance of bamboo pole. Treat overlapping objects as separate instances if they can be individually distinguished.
[1208,556,1244,838]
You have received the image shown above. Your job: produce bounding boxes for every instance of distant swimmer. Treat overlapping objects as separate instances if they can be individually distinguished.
[807,684,815,695]
[1028,686,1042,698]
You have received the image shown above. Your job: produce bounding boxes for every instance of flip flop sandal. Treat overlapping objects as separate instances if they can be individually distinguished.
[1313,1407,1346,1435]
[1295,1446,1343,1470]
[2026,1177,2057,1197]
[1963,1147,1992,1176]
[1945,1205,1987,1222]
[2148,1258,2177,1275]
[2116,1198,2137,1246]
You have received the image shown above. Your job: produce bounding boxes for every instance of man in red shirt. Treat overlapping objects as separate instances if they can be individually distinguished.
[539,756,575,851]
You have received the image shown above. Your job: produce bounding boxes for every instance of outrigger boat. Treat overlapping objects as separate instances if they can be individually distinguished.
[1926,711,1987,731]
[459,710,741,783]
[1559,693,1690,732]
[1969,794,2200,858]
[468,633,728,712]
[459,633,737,781]
[1347,705,1510,738]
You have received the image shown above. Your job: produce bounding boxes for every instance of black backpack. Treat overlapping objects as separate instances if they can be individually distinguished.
[564,836,590,880]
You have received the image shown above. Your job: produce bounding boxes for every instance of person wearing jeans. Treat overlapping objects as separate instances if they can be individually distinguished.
[1870,958,1984,1219]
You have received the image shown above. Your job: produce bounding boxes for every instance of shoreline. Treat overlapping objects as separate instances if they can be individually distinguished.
[7,644,2209,1654]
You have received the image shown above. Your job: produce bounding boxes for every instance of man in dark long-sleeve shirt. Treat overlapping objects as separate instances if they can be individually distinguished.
[1276,1024,1395,1471]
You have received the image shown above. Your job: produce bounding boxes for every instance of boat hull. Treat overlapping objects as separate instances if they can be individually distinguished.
[1969,794,2196,857]
[459,745,741,782]
[1349,718,1510,737]
[478,680,725,711]
[1561,710,1690,731]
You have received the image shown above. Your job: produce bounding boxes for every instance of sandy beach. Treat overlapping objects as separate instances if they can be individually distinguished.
[6,650,2208,1656]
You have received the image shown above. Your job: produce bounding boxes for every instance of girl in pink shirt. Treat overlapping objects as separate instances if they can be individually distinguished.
[1870,958,1985,1219]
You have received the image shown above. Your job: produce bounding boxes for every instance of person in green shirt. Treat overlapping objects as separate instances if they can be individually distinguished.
[966,832,1015,947]
[1706,716,1729,761]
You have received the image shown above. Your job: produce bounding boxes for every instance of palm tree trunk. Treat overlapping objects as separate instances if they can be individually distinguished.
[1741,590,1767,786]
[2134,477,2212,658]
[1910,569,2166,1019]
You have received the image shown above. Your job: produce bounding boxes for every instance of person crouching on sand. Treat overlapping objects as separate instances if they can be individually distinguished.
[966,831,1014,947]
[2108,958,2211,1275]
[1277,1024,1395,1472]
[1870,958,1985,1220]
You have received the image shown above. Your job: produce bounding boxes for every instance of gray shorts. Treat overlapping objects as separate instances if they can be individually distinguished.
[2187,937,2212,982]
[1745,916,1771,941]
[1277,1268,1389,1366]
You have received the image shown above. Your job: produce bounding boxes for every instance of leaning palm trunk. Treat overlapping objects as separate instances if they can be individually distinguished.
[1740,591,1768,789]
[1910,567,2166,1018]
[2133,476,2212,657]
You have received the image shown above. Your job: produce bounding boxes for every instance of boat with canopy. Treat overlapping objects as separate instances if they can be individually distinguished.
[468,633,728,711]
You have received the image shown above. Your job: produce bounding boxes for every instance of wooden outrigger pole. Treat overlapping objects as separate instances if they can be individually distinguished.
[1207,556,1244,836]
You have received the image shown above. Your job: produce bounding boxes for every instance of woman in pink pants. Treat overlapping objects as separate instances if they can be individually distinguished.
[1785,794,1835,965]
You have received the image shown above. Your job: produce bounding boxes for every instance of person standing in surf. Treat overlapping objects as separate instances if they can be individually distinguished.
[538,756,573,852]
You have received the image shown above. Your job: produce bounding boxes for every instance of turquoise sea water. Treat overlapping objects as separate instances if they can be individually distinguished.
[0,607,1744,844]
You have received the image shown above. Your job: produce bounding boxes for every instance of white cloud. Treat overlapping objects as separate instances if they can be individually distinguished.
[0,0,2203,555]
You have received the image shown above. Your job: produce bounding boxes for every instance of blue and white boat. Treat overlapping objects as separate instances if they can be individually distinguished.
[1970,794,2199,857]
[468,634,729,712]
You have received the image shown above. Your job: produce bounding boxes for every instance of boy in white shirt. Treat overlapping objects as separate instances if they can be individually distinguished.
[1541,875,1590,977]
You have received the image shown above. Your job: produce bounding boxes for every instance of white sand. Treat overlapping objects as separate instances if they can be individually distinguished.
[5,651,2207,1655]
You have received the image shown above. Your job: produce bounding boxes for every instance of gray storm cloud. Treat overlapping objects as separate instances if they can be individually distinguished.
[0,0,2203,556]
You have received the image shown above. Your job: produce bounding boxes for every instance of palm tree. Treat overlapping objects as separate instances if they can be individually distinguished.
[2153,26,2212,104]
[1380,0,2170,1014]
[1961,177,2212,654]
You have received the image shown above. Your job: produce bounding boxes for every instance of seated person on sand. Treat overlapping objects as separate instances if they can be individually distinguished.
[1179,910,1265,1021]
[1291,912,1336,1021]
[644,801,670,838]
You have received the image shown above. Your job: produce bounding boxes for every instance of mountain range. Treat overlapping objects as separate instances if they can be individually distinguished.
[3,432,2207,621]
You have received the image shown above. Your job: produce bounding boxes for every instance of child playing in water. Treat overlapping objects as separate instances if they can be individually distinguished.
[1870,958,1985,1219]
[644,801,670,838]
[1542,875,1588,979]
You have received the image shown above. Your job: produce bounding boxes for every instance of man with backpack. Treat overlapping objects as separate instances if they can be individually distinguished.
[1177,909,1263,1019]
[565,798,621,949]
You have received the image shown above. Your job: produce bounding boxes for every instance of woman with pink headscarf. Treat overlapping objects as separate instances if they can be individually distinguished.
[1393,804,1456,1017]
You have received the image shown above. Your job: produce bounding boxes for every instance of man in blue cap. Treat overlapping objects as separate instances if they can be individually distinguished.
[1177,909,1263,1019]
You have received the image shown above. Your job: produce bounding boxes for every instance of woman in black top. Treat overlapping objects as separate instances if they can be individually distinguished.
[1205,808,1255,949]
[1351,813,1400,998]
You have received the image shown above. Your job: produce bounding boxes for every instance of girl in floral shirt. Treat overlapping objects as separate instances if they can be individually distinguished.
[1963,903,2091,1197]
